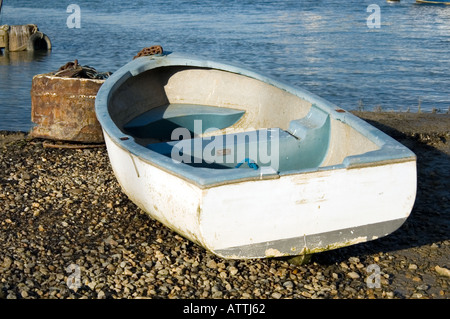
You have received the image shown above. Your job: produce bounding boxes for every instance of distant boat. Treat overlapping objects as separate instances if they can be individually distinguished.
[416,0,450,4]
[95,52,417,260]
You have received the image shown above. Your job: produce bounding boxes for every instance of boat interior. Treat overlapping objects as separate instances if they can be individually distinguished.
[108,65,380,175]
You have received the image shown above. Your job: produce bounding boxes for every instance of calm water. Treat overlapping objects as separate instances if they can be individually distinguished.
[0,0,449,131]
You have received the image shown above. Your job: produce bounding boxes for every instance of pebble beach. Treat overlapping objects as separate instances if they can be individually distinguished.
[0,111,449,300]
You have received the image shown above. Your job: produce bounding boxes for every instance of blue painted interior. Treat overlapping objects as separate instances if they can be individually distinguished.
[287,105,330,169]
[147,128,299,171]
[124,103,245,139]
[146,107,331,173]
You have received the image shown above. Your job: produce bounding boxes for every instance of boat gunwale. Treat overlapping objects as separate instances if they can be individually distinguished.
[95,52,416,188]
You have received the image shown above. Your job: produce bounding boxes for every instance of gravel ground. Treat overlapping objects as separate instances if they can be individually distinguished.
[0,112,448,300]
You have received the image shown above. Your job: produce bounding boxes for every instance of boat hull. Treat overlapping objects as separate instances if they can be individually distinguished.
[416,0,450,4]
[104,132,416,259]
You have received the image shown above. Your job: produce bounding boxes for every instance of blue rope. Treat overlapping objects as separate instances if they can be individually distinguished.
[235,158,259,170]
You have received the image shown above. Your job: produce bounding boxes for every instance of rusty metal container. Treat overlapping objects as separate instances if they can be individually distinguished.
[30,73,105,143]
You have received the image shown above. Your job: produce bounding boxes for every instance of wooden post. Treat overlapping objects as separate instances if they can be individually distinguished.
[0,24,8,50]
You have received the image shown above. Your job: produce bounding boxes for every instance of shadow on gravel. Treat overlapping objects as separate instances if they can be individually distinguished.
[314,117,450,265]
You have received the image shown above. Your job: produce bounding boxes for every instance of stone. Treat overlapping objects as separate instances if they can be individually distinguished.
[271,292,282,299]
[106,264,116,272]
[7,292,17,299]
[123,269,133,276]
[340,262,349,270]
[283,281,294,288]
[2,256,13,270]
[347,272,360,279]
[409,264,418,270]
[206,260,217,269]
[104,235,118,247]
[158,269,169,276]
[435,266,450,278]
[228,266,238,276]
[212,291,223,298]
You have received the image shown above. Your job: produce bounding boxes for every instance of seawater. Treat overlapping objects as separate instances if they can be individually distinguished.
[0,0,449,131]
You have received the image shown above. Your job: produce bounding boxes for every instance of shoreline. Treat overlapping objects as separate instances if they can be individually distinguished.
[0,111,449,299]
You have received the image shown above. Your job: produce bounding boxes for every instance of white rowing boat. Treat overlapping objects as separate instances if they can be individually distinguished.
[95,52,416,259]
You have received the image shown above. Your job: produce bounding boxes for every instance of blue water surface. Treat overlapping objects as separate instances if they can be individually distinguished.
[0,0,449,131]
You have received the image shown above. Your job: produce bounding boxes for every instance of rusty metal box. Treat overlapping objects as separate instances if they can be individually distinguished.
[30,73,105,143]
